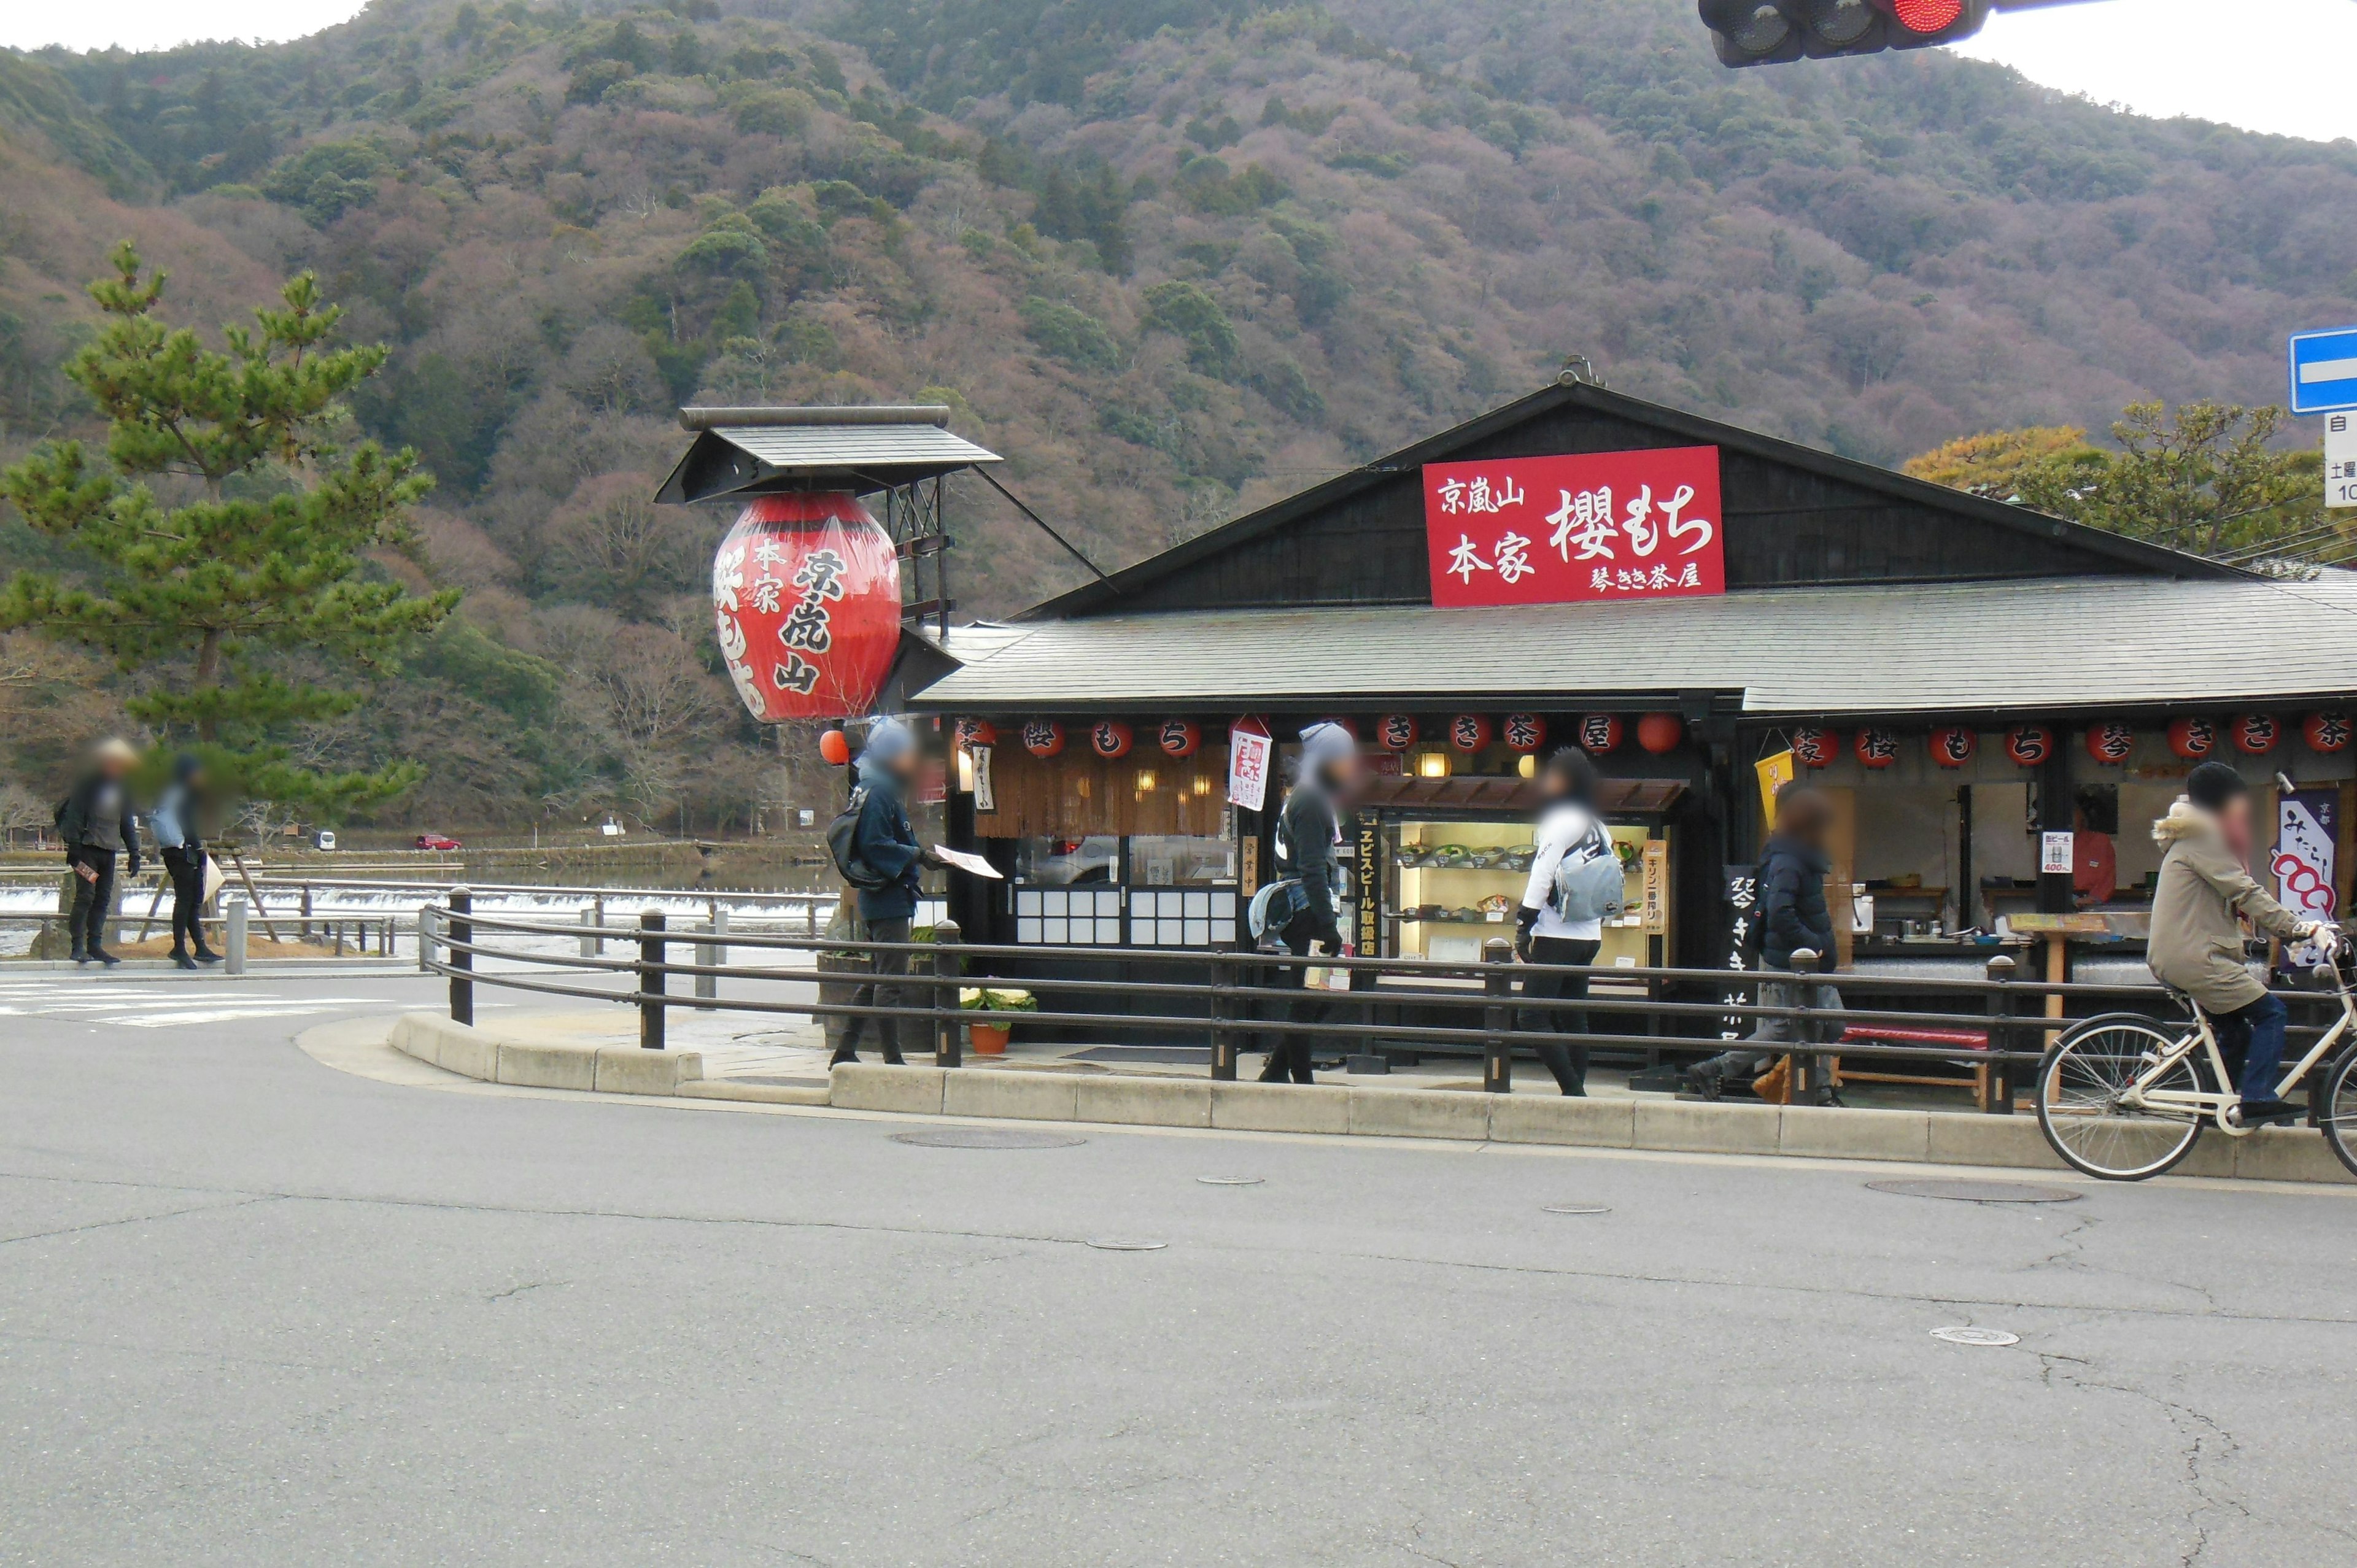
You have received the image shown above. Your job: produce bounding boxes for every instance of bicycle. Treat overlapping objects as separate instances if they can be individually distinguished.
[2035,936,2357,1181]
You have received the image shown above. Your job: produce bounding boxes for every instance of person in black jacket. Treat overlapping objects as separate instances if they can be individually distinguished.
[1259,721,1363,1084]
[149,753,221,969]
[831,717,934,1066]
[1687,783,1846,1106]
[56,737,144,967]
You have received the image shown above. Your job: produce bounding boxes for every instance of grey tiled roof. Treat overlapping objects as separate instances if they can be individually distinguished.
[718,423,1002,470]
[916,576,2357,716]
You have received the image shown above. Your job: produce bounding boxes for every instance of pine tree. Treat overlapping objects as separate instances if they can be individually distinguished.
[0,242,457,817]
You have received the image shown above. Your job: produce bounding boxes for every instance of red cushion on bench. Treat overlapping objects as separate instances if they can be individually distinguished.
[1838,1025,1989,1049]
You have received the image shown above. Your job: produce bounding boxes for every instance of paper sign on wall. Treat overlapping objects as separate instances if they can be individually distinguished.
[969,743,994,814]
[1228,717,1272,813]
[1422,446,1726,609]
[2040,832,2076,875]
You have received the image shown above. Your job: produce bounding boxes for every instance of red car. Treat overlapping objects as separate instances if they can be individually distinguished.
[414,833,463,851]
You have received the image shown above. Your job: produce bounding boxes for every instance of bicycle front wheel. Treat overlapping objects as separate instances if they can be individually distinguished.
[2036,1016,2206,1181]
[2321,1047,2357,1180]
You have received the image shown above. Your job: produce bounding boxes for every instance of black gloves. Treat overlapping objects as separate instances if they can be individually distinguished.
[1513,905,1539,962]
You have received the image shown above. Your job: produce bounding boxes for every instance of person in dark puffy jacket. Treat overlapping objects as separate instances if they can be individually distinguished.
[831,717,934,1067]
[1258,721,1363,1084]
[56,737,144,967]
[1688,783,1844,1106]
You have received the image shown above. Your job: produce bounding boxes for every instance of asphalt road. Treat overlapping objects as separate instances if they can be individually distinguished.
[3,970,2354,1567]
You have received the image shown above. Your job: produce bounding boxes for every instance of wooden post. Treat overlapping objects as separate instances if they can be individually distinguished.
[933,919,962,1068]
[1482,938,1514,1094]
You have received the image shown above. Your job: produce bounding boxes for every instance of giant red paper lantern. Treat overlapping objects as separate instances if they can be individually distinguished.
[2304,712,2353,754]
[1577,714,1622,755]
[818,727,851,766]
[1022,720,1065,758]
[1158,719,1201,758]
[1929,727,1976,769]
[1637,713,1684,755]
[1375,714,1419,752]
[1090,720,1134,759]
[2166,717,2215,761]
[2003,726,2053,767]
[2084,721,2135,766]
[2230,713,2280,755]
[711,492,899,722]
[1449,714,1492,752]
[1503,714,1547,753]
[1790,727,1839,770]
[1854,727,1898,769]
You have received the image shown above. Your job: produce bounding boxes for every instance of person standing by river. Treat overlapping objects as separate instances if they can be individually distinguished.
[56,737,143,967]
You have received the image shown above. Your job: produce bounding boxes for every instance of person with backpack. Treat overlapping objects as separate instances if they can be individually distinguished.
[827,717,935,1066]
[1514,747,1617,1096]
[1258,720,1363,1084]
[1686,782,1844,1105]
[149,753,222,970]
[55,736,144,967]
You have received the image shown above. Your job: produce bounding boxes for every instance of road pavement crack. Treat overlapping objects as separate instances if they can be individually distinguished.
[2034,1354,2247,1564]
[485,1280,563,1302]
[0,1194,283,1248]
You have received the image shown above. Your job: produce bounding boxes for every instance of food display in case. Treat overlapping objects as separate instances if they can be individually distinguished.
[1387,817,1666,967]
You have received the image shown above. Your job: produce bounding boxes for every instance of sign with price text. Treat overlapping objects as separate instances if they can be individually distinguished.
[1422,447,1726,609]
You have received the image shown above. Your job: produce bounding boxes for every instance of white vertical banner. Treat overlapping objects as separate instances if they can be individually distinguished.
[1227,717,1272,813]
[2327,413,2357,510]
[2274,787,2340,970]
[969,743,994,814]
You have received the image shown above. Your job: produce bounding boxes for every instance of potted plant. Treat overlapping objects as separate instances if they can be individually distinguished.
[959,986,1037,1055]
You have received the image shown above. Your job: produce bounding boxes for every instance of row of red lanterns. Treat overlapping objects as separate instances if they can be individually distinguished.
[970,713,1694,760]
[1790,713,2352,771]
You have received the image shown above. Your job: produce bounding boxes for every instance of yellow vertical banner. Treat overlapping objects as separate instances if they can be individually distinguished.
[1755,749,1797,827]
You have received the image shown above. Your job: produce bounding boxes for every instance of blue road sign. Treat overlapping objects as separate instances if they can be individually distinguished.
[2289,326,2357,416]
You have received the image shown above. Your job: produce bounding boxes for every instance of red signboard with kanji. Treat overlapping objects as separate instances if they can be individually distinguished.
[1422,447,1726,609]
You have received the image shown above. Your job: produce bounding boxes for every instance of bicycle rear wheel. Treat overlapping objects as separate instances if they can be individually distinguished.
[2035,1015,2206,1181]
[2321,1047,2357,1180]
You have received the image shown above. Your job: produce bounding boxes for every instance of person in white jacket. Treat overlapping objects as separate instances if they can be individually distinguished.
[1514,748,1612,1095]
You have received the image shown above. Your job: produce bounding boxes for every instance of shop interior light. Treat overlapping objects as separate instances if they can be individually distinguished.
[1416,750,1450,779]
[956,747,975,792]
[1191,773,1212,796]
[1135,769,1157,793]
[1517,754,1538,779]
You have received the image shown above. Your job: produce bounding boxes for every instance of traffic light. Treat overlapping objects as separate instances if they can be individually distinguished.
[1700,0,2086,68]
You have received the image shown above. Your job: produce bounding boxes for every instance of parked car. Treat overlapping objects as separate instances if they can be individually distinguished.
[414,833,462,850]
[312,830,337,852]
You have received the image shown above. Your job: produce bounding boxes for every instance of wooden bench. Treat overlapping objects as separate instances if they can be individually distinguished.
[1835,1024,2005,1111]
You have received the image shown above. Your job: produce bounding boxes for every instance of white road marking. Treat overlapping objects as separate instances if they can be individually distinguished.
[0,981,382,1032]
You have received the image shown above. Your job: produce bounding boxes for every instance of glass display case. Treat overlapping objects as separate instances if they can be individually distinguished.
[1387,817,1667,967]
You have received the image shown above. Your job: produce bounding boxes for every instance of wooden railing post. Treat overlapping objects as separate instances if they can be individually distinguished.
[1482,938,1514,1094]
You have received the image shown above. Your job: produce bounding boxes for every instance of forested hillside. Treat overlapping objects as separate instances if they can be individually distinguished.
[4,0,2355,828]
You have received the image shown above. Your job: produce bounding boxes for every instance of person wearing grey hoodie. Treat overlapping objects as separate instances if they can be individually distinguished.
[1259,721,1364,1084]
[2147,761,2339,1125]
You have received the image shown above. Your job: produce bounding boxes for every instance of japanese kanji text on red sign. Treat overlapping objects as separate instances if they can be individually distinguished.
[1422,446,1727,609]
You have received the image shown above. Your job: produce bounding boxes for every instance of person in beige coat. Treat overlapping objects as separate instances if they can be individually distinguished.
[2147,762,2340,1124]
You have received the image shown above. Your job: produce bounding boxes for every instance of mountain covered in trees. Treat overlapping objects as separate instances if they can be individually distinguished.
[3,0,2355,828]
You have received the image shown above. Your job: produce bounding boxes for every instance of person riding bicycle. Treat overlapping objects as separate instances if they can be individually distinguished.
[2147,762,2341,1126]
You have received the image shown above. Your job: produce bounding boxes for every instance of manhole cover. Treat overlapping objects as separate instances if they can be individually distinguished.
[1541,1204,1611,1215]
[1868,1179,2080,1204]
[1198,1176,1264,1186]
[1086,1238,1168,1251]
[1930,1326,2021,1348]
[891,1128,1087,1149]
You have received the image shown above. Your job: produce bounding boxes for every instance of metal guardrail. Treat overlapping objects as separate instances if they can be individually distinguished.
[413,892,2355,1115]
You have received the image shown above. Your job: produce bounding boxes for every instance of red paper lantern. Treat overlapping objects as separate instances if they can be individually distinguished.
[1449,714,1492,752]
[2165,717,2215,761]
[1090,720,1133,759]
[1577,714,1622,755]
[1636,713,1684,755]
[2084,721,2135,766]
[1854,727,1898,769]
[1022,720,1065,758]
[1375,714,1419,752]
[711,492,899,723]
[1503,714,1547,753]
[818,727,851,767]
[2304,711,2353,754]
[1158,719,1201,757]
[1930,727,1976,768]
[955,718,997,749]
[2230,713,2280,755]
[2003,726,2054,767]
[1790,727,1839,769]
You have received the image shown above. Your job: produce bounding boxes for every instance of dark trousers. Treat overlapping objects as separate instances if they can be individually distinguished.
[1261,911,1339,1084]
[162,847,206,955]
[833,915,911,1064]
[2214,991,2291,1102]
[1522,935,1599,1096]
[68,848,118,954]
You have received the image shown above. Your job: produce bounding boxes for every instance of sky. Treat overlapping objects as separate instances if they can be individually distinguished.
[1,0,2353,145]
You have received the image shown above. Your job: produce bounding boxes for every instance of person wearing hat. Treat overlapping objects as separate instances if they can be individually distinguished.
[1259,720,1364,1084]
[149,754,222,969]
[829,717,937,1066]
[56,737,144,967]
[2148,760,2341,1126]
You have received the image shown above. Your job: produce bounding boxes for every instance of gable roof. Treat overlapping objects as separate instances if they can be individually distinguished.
[1017,378,2243,621]
[654,406,1001,503]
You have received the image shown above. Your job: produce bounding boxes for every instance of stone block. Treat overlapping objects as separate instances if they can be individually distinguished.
[1075,1075,1213,1129]
[2232,1126,2353,1184]
[1210,1079,1351,1135]
[1778,1105,1930,1162]
[829,1062,946,1114]
[1488,1094,1636,1148]
[1924,1112,2065,1171]
[1347,1087,1490,1141]
[495,1040,598,1092]
[943,1068,1078,1121]
[1631,1098,1781,1155]
[593,1043,691,1096]
[676,1080,831,1106]
[433,1021,498,1083]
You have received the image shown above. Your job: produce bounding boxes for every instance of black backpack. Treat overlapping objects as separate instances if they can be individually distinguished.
[827,784,891,891]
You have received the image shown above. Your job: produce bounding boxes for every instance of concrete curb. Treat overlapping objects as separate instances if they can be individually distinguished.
[389,1011,711,1099]
[824,1062,2355,1184]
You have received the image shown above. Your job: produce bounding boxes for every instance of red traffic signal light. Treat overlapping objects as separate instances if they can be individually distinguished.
[1702,0,2075,67]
